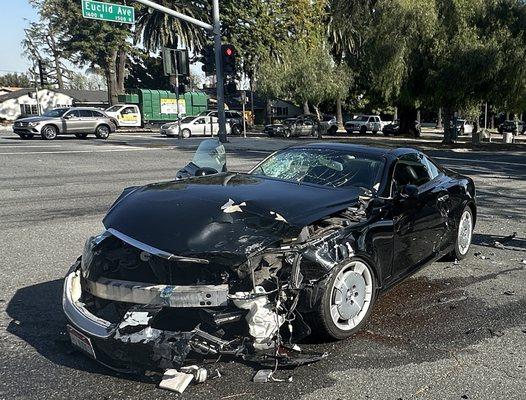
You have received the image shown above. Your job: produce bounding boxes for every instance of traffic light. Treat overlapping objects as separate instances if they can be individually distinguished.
[221,44,236,76]
[200,45,215,76]
[225,81,237,95]
[38,60,49,86]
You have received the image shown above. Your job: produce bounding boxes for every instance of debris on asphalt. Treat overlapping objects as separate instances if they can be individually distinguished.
[252,369,273,383]
[488,329,504,337]
[159,369,194,393]
[503,290,515,296]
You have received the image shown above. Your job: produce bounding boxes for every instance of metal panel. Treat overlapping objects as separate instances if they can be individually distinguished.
[83,277,229,308]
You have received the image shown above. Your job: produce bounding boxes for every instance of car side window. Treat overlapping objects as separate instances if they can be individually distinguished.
[92,111,105,118]
[66,110,81,118]
[421,155,441,180]
[392,153,433,194]
[194,118,206,124]
[79,110,94,118]
[121,107,136,115]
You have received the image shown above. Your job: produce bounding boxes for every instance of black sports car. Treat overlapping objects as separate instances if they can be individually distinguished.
[63,140,476,373]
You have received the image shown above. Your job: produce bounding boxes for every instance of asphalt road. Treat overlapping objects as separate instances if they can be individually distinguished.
[0,129,525,400]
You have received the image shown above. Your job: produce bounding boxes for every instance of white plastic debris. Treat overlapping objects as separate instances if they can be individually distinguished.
[252,369,273,383]
[221,198,246,214]
[118,311,152,329]
[181,365,208,383]
[159,369,194,393]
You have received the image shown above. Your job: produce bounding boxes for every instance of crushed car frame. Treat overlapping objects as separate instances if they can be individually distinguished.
[63,140,476,379]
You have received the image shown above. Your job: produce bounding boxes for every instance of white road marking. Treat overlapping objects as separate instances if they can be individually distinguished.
[0,145,62,148]
[434,156,526,168]
[0,147,161,155]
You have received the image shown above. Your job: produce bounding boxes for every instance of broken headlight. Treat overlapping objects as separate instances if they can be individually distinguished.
[81,230,111,271]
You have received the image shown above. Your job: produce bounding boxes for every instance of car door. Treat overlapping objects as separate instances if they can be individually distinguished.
[63,109,83,133]
[78,110,96,132]
[192,118,207,136]
[118,106,140,127]
[390,153,450,278]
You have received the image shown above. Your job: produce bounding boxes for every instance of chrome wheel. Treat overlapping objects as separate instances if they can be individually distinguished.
[96,125,110,139]
[41,125,57,140]
[330,260,374,331]
[182,129,191,139]
[458,210,473,255]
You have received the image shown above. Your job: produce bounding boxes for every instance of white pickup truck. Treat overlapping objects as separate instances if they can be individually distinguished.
[345,115,386,134]
[104,104,142,128]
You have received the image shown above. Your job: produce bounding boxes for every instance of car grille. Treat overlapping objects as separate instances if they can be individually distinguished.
[15,122,29,127]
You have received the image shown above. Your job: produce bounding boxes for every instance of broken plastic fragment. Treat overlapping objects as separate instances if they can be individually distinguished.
[221,198,246,214]
[270,211,288,223]
[252,369,273,383]
[159,369,194,393]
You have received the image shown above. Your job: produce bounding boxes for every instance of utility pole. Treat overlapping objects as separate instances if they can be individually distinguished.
[33,60,42,116]
[131,0,228,143]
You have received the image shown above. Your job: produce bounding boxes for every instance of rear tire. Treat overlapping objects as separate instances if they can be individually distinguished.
[231,124,242,135]
[41,125,58,140]
[306,259,377,340]
[95,125,110,139]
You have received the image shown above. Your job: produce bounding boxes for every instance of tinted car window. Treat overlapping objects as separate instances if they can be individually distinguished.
[66,110,82,118]
[79,110,94,118]
[422,155,440,180]
[92,111,105,118]
[393,153,432,191]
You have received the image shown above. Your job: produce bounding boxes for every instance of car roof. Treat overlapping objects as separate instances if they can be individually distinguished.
[288,142,418,158]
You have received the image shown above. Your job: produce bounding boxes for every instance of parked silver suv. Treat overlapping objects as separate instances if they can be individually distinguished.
[13,107,116,140]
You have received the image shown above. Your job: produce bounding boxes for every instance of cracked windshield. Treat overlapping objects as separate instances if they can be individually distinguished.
[252,148,383,189]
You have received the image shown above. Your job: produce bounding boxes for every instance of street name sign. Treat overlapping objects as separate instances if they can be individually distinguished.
[82,0,135,24]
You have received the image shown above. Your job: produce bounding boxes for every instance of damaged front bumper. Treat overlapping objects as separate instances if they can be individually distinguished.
[63,261,239,371]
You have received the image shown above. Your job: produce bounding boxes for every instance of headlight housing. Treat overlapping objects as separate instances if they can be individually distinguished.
[28,122,39,127]
[81,231,111,272]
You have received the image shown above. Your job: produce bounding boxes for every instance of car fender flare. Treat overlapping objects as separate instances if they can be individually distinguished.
[94,123,112,134]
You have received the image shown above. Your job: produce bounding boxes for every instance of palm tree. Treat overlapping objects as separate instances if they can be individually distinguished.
[134,0,210,51]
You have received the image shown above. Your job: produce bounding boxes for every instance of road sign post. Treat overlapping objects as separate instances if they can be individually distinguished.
[81,0,135,24]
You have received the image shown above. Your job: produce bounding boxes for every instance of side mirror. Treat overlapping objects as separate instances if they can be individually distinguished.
[195,167,219,177]
[399,184,419,199]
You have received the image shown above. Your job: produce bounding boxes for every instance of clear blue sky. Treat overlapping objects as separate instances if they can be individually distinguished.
[0,1,38,74]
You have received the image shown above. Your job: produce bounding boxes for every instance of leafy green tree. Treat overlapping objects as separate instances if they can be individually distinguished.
[134,0,209,51]
[0,73,32,87]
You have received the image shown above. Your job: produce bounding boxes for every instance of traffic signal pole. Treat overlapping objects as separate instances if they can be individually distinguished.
[131,0,228,143]
[212,0,227,143]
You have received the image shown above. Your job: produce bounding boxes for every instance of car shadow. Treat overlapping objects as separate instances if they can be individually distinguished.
[5,279,154,383]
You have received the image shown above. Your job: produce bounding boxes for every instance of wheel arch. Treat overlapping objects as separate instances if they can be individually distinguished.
[42,123,61,134]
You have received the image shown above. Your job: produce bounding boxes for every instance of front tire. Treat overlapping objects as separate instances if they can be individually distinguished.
[181,128,191,138]
[95,125,110,139]
[307,259,376,340]
[448,206,474,260]
[41,125,58,140]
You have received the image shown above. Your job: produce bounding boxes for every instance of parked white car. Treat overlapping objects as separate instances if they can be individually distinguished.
[160,116,230,138]
[345,115,385,134]
[456,119,474,135]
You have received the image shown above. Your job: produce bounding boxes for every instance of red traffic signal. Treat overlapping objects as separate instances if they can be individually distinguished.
[221,44,236,75]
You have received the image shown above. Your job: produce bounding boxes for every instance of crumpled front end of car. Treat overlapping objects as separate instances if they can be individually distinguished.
[63,189,373,373]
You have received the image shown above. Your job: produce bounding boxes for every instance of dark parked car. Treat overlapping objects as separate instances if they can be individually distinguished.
[498,120,525,135]
[264,114,320,138]
[382,120,422,137]
[63,141,476,373]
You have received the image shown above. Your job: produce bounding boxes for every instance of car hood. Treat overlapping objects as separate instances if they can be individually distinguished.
[15,116,56,123]
[102,173,363,260]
